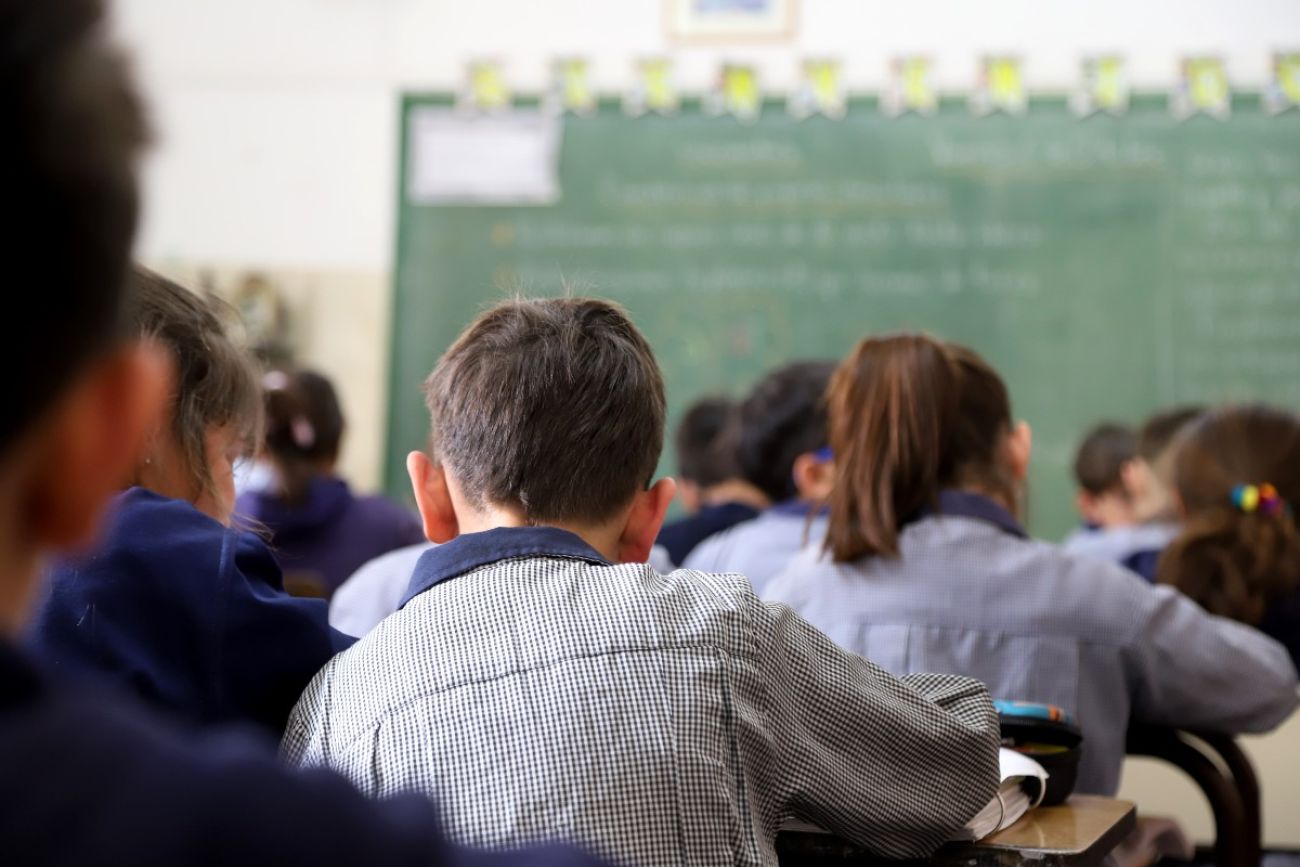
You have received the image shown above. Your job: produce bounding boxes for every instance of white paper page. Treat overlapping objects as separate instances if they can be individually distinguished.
[407,108,561,205]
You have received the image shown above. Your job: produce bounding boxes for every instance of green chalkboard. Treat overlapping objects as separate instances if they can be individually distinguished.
[388,93,1300,540]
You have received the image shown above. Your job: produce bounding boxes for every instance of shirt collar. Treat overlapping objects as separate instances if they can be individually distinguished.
[400,525,612,608]
[767,499,830,518]
[931,489,1027,539]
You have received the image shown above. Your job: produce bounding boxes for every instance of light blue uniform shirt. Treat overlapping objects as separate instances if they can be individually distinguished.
[1060,522,1180,565]
[682,501,826,596]
[764,491,1299,795]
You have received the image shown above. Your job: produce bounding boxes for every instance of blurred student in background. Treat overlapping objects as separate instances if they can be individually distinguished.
[656,396,768,566]
[684,361,835,593]
[1157,404,1300,668]
[1061,423,1174,563]
[236,369,424,598]
[29,270,353,734]
[1119,406,1205,580]
[765,333,1298,796]
[0,6,603,863]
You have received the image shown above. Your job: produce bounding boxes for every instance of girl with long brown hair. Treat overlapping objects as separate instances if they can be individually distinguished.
[765,332,1298,796]
[29,269,354,734]
[1157,404,1300,667]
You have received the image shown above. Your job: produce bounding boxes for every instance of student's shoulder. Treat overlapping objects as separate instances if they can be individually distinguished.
[1018,535,1174,642]
[2,681,445,864]
[680,517,760,571]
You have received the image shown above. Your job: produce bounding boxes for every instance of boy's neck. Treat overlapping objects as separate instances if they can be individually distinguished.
[457,506,625,564]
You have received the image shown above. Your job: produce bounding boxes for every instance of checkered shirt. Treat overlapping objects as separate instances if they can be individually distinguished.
[283,531,1000,866]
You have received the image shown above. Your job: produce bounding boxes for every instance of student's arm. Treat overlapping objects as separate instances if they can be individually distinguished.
[752,601,1000,859]
[221,530,357,733]
[1124,584,1299,733]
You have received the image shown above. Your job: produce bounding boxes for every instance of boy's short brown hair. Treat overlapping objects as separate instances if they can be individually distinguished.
[424,297,665,525]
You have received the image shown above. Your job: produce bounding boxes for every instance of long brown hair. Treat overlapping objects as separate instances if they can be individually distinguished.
[824,333,1014,562]
[1157,404,1300,625]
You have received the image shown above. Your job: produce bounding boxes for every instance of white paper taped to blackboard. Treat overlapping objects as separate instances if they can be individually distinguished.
[407,108,561,205]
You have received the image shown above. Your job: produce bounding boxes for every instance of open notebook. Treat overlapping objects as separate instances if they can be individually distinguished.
[782,748,1048,843]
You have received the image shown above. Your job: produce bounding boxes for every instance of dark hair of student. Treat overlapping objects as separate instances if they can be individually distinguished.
[1157,404,1300,626]
[824,334,1014,562]
[735,361,836,503]
[1137,406,1204,463]
[1,0,147,452]
[675,396,740,488]
[424,296,665,525]
[1073,423,1137,495]
[125,268,263,500]
[263,370,346,505]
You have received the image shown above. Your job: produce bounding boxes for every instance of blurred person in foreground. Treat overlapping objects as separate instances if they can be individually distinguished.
[0,3,602,865]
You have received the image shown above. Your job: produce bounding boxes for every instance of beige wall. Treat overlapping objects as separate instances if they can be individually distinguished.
[1119,713,1300,848]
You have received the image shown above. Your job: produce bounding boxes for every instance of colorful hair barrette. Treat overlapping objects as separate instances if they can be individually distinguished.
[1231,483,1286,516]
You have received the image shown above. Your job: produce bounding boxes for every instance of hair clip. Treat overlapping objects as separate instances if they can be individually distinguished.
[813,446,834,463]
[1232,483,1285,516]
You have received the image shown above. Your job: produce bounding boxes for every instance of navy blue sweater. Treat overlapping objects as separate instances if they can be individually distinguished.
[0,638,604,867]
[27,488,355,734]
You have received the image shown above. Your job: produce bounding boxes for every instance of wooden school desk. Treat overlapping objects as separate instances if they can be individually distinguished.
[776,795,1137,867]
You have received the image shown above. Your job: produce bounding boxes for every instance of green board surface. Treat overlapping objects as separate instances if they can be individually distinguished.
[389,93,1300,540]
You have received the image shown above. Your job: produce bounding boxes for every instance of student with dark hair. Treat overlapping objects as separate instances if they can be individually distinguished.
[765,333,1297,796]
[285,298,1003,865]
[0,3,602,865]
[1117,406,1206,580]
[1158,404,1300,668]
[655,395,768,565]
[1071,423,1139,528]
[236,369,424,598]
[683,361,836,593]
[29,269,354,733]
[1061,423,1173,563]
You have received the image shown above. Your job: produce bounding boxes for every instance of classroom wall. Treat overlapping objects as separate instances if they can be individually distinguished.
[113,0,1300,490]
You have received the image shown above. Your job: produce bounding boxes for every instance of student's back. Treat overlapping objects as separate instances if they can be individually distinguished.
[770,492,1294,794]
[766,335,1298,795]
[237,370,424,597]
[1,641,584,866]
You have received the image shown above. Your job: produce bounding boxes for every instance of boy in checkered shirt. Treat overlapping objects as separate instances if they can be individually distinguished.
[284,297,1001,867]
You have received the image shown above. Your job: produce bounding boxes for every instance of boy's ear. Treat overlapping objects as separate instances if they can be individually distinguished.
[407,451,459,543]
[27,343,170,549]
[792,452,836,502]
[616,478,677,565]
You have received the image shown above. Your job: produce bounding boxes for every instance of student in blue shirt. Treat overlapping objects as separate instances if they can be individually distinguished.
[1157,404,1300,669]
[684,361,836,593]
[655,395,768,565]
[0,6,603,864]
[236,369,425,598]
[29,267,356,734]
[765,333,1298,795]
